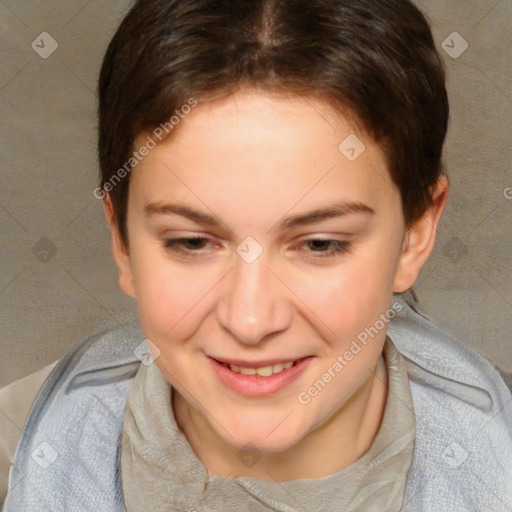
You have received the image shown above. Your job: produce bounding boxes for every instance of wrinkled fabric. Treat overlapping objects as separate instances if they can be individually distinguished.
[121,337,415,512]
[3,294,512,511]
[0,360,58,504]
[2,325,143,512]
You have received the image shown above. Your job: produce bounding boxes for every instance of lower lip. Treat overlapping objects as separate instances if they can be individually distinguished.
[208,356,312,397]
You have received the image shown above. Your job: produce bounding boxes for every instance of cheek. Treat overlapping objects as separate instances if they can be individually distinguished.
[291,251,396,341]
[129,246,209,340]
[129,227,400,349]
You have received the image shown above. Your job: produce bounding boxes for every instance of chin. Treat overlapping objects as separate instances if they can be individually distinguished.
[220,419,306,454]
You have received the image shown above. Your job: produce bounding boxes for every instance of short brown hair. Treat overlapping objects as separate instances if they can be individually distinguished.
[98,0,449,247]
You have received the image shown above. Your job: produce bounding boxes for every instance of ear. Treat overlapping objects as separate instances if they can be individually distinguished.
[393,175,450,293]
[103,194,136,298]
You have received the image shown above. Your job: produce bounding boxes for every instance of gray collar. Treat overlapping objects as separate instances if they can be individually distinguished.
[120,337,415,512]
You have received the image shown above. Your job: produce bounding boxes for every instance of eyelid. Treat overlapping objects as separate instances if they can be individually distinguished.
[161,233,353,260]
[161,232,352,246]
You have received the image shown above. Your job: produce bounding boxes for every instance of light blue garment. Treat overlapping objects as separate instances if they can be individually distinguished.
[3,293,512,511]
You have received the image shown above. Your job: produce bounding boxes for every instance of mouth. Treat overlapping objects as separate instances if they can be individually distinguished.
[208,355,312,397]
[216,359,300,377]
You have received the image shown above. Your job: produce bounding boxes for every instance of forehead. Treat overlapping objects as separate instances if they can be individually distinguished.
[149,88,365,159]
[129,89,400,224]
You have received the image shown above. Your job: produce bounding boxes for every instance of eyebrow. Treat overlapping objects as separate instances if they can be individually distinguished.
[144,200,375,231]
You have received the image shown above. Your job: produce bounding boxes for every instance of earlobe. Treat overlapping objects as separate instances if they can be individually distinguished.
[393,175,450,293]
[102,194,136,299]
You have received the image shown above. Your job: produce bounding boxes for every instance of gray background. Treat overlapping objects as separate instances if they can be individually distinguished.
[0,0,511,387]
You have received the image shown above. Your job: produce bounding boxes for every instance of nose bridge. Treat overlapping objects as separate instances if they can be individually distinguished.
[217,248,291,345]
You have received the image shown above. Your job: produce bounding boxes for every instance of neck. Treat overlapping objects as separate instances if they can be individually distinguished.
[173,354,388,482]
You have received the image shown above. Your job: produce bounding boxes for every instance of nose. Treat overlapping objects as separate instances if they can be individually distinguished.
[216,249,293,345]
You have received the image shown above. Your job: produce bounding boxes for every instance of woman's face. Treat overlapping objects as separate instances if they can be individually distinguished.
[115,88,408,453]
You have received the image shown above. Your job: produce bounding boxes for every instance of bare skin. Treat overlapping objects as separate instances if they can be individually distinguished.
[104,88,449,481]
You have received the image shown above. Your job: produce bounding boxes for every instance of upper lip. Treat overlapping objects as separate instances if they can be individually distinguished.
[209,355,309,368]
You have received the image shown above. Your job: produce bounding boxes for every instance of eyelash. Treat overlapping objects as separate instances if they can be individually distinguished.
[161,236,351,259]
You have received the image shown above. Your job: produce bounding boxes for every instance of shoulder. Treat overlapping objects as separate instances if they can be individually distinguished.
[2,322,144,509]
[0,360,59,505]
[389,293,511,410]
[388,293,512,509]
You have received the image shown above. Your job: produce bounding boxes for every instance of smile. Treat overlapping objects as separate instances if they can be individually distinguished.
[208,356,312,397]
[219,360,296,377]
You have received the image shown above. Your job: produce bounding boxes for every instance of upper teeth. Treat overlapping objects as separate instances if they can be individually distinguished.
[226,361,295,376]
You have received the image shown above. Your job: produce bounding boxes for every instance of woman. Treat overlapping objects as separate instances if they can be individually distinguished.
[2,1,511,510]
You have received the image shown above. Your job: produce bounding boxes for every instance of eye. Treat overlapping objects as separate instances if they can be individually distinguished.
[294,238,351,259]
[162,236,215,256]
[161,236,352,260]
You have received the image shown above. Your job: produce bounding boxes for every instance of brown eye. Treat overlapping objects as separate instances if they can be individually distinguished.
[297,239,351,259]
[162,237,212,255]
